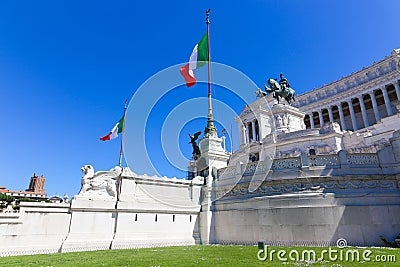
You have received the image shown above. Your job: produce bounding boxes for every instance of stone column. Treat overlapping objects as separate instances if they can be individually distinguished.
[241,124,247,145]
[328,107,334,123]
[247,122,252,142]
[251,120,257,141]
[393,80,400,101]
[381,86,393,116]
[348,100,358,131]
[358,95,369,128]
[318,110,324,127]
[337,103,346,131]
[369,91,381,122]
[309,113,315,128]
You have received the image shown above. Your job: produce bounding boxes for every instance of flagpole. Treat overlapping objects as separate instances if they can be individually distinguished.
[204,9,217,137]
[118,99,128,167]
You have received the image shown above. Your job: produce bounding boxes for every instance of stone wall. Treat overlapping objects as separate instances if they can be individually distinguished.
[212,191,400,246]
[210,131,400,247]
[0,172,203,256]
[0,202,71,256]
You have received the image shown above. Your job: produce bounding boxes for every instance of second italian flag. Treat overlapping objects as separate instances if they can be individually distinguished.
[180,33,208,88]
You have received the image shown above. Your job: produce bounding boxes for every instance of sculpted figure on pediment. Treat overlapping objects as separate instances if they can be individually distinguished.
[275,115,283,128]
[282,114,288,126]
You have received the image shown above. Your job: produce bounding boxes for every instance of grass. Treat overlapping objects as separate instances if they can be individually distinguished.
[0,245,399,267]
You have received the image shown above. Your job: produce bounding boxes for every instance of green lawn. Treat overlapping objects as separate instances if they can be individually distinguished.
[0,245,399,267]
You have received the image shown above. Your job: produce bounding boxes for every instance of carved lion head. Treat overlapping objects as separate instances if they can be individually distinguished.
[81,165,95,179]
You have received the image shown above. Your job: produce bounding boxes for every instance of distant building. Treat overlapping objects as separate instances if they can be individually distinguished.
[0,173,47,199]
[48,195,63,203]
[26,173,46,195]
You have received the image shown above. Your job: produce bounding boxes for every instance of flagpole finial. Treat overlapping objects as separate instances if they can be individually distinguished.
[206,9,210,25]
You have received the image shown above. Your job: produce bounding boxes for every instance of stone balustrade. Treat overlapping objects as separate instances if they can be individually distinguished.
[308,154,340,167]
[272,157,301,170]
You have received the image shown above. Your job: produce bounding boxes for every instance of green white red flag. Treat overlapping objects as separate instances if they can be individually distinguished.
[100,116,124,141]
[180,33,208,87]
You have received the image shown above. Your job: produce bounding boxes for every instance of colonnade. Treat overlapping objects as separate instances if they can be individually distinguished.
[305,80,399,131]
[241,119,259,145]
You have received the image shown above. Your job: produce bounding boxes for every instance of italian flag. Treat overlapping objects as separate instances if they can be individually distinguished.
[180,33,208,87]
[100,116,125,141]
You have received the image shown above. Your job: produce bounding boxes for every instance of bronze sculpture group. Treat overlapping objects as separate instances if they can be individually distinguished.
[262,73,296,105]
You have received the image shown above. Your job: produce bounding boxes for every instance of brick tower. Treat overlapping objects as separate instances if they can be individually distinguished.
[26,173,46,195]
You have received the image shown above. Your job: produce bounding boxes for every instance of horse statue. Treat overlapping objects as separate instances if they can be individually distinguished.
[264,78,296,105]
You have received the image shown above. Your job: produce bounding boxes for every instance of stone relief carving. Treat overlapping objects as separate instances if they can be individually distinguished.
[346,138,387,154]
[216,178,397,199]
[319,122,342,134]
[78,165,122,198]
[275,148,302,158]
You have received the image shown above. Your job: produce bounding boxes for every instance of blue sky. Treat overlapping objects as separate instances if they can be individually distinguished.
[0,1,399,197]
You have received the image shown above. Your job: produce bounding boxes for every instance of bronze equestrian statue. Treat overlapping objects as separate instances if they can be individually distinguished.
[263,73,296,105]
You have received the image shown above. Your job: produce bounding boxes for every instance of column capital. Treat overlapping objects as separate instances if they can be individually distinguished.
[357,95,366,102]
[336,102,345,108]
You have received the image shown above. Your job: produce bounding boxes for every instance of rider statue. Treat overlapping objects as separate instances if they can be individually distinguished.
[263,72,296,105]
[278,73,290,92]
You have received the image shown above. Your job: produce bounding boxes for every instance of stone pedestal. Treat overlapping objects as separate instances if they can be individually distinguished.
[194,135,230,244]
[196,135,230,180]
[271,104,306,134]
[187,160,197,180]
[110,171,203,249]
